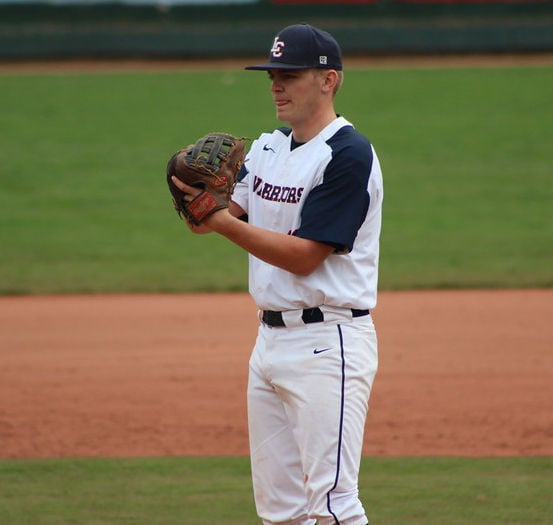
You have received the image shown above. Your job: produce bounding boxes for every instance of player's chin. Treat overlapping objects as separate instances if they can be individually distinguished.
[275,106,291,123]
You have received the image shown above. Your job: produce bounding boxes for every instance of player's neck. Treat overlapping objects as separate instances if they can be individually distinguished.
[291,107,337,143]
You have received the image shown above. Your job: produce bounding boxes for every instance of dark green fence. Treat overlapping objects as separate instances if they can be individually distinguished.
[1,0,552,59]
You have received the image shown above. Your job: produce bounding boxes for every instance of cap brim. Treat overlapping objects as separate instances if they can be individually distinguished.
[244,63,317,71]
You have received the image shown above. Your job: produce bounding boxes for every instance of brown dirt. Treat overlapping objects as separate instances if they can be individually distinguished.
[1,290,551,459]
[1,53,553,75]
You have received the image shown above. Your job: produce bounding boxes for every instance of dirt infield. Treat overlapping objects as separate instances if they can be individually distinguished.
[1,53,553,75]
[1,290,551,459]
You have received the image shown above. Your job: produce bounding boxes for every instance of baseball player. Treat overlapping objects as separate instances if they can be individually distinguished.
[172,23,383,525]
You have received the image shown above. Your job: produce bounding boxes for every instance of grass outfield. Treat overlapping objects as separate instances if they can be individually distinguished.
[1,65,552,294]
[0,456,551,524]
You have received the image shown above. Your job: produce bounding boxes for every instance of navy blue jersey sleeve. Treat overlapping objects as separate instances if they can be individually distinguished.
[295,128,373,253]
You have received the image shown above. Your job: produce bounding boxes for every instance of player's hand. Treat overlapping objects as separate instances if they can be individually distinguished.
[170,176,200,202]
[171,176,213,233]
[170,176,239,233]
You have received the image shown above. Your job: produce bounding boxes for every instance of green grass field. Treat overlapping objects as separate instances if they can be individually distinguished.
[1,456,551,525]
[1,64,551,524]
[1,65,552,294]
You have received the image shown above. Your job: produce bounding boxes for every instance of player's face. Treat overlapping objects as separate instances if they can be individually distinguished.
[268,69,326,126]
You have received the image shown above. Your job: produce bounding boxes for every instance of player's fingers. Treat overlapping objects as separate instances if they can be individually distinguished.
[171,175,187,191]
[172,176,202,197]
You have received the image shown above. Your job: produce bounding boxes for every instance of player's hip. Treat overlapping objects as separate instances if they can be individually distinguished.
[250,317,377,387]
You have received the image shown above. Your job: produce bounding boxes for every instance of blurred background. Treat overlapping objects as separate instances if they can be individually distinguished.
[1,0,552,60]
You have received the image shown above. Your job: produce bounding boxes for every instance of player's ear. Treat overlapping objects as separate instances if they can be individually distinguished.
[320,69,339,94]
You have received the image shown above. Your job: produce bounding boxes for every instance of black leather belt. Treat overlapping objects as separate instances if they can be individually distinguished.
[261,307,370,327]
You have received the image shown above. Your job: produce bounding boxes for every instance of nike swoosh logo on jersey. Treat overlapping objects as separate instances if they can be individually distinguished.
[313,347,332,355]
[263,144,276,153]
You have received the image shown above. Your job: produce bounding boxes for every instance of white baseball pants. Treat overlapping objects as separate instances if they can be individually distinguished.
[247,314,378,525]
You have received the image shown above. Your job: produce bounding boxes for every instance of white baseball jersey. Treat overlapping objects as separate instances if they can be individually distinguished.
[231,116,383,312]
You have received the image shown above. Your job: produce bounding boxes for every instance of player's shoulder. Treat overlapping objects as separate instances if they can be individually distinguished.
[327,121,372,153]
[248,127,291,155]
[325,122,374,173]
[258,126,292,143]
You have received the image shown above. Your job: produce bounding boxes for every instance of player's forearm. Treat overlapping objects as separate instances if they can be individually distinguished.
[206,209,332,276]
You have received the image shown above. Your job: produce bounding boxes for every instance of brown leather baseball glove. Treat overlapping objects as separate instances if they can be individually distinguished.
[166,132,246,225]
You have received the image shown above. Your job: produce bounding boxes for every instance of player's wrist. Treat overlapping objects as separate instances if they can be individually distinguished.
[187,220,213,234]
[203,207,234,231]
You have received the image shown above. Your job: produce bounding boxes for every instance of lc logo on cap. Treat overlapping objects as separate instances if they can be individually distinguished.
[271,37,285,58]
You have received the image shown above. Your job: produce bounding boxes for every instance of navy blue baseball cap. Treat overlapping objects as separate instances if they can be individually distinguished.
[245,23,343,71]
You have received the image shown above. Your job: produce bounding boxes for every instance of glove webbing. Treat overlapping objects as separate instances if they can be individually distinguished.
[188,133,235,175]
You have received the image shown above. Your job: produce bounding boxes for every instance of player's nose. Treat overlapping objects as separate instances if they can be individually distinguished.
[270,78,284,93]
